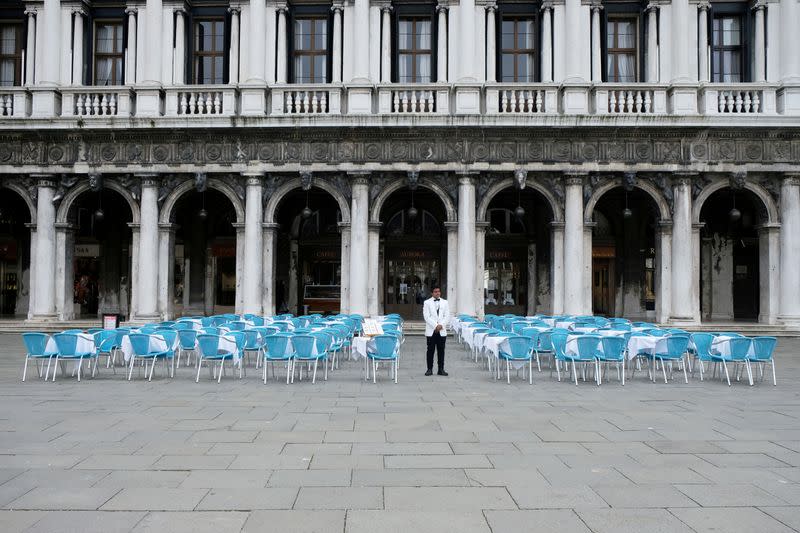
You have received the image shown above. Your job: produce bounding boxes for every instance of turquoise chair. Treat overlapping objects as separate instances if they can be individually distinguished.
[292,334,328,383]
[195,333,239,383]
[52,332,98,382]
[749,336,778,385]
[520,328,543,371]
[93,330,118,374]
[21,332,58,381]
[177,329,198,368]
[729,337,754,386]
[599,336,627,385]
[263,333,295,384]
[127,333,172,381]
[498,335,534,384]
[367,334,400,383]
[691,332,727,384]
[572,334,602,386]
[651,335,690,384]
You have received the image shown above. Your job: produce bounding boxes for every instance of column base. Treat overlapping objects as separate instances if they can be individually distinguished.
[454,83,482,114]
[135,86,164,117]
[26,314,59,323]
[778,315,800,328]
[777,83,800,115]
[669,316,700,326]
[668,83,699,115]
[561,82,591,114]
[241,84,267,116]
[130,313,162,324]
[346,84,374,114]
[29,87,61,118]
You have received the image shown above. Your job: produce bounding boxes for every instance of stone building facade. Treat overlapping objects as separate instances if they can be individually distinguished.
[0,0,798,326]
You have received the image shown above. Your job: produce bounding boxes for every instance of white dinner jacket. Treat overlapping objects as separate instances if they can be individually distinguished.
[423,297,450,337]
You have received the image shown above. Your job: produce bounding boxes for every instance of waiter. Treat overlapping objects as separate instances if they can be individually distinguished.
[423,286,450,376]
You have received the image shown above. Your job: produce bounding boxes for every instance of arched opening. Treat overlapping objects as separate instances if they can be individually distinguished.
[590,188,660,318]
[699,188,764,322]
[483,187,554,315]
[66,188,133,318]
[172,189,237,316]
[274,188,343,315]
[380,188,448,320]
[0,188,32,317]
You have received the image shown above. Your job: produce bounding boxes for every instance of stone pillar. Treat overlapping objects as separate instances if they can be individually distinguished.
[54,223,74,320]
[563,174,585,315]
[24,9,36,85]
[30,176,57,320]
[125,8,137,85]
[262,223,279,315]
[380,6,392,83]
[527,242,537,315]
[779,174,800,324]
[671,0,689,81]
[670,175,694,323]
[564,0,582,81]
[437,5,448,82]
[445,221,459,315]
[590,3,602,82]
[32,0,61,116]
[368,222,381,315]
[457,175,477,316]
[753,1,766,83]
[248,0,266,82]
[129,224,140,321]
[474,222,488,317]
[234,222,245,314]
[485,5,496,82]
[758,223,780,324]
[332,4,343,83]
[276,5,288,83]
[173,8,186,84]
[780,0,800,81]
[550,221,564,314]
[646,4,659,82]
[59,3,72,86]
[25,223,37,319]
[242,174,264,315]
[72,9,84,85]
[143,0,163,83]
[541,2,553,82]
[157,223,175,319]
[349,174,370,315]
[135,176,160,321]
[339,222,351,313]
[229,7,241,84]
[655,222,672,324]
[697,2,709,82]
[583,221,595,313]
[352,0,370,80]
[459,0,476,80]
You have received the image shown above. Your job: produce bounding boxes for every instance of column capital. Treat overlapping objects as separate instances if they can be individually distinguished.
[368,221,383,232]
[751,0,767,11]
[71,6,88,17]
[475,221,490,232]
[276,2,289,14]
[484,4,497,13]
[540,1,554,12]
[645,2,659,13]
[456,172,478,186]
[337,221,351,232]
[262,222,281,232]
[380,4,393,14]
[54,222,75,232]
[697,0,711,11]
[158,222,177,233]
[437,4,450,14]
[550,220,565,230]
[31,174,56,188]
[24,8,38,17]
[331,2,344,14]
[657,220,673,234]
[756,222,781,233]
[135,173,160,188]
[124,6,138,15]
[242,171,265,186]
[783,173,800,186]
[228,6,241,15]
[590,1,604,13]
[673,171,697,187]
[232,222,246,231]
[444,221,460,233]
[563,171,587,186]
[348,171,371,186]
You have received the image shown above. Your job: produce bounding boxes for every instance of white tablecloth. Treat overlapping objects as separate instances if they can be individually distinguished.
[45,333,95,355]
[351,336,399,360]
[121,334,173,363]
[626,336,666,360]
[571,326,598,333]
[555,320,575,329]
[710,336,755,357]
[565,332,627,358]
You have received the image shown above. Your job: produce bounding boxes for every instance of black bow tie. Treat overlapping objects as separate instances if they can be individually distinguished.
[434,299,440,302]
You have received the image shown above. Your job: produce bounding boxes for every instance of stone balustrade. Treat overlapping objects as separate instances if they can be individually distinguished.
[0,82,796,120]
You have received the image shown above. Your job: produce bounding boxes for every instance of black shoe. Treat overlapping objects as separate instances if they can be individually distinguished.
[425,369,433,376]
[437,370,449,376]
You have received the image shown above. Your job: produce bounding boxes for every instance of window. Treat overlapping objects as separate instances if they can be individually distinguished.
[293,17,327,83]
[398,18,432,83]
[606,16,637,82]
[712,15,743,82]
[94,22,124,86]
[500,18,536,82]
[0,23,22,86]
[193,19,225,84]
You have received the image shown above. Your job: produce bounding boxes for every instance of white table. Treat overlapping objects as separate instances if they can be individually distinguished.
[121,334,174,363]
[46,333,96,355]
[555,320,576,329]
[565,331,627,357]
[710,336,755,357]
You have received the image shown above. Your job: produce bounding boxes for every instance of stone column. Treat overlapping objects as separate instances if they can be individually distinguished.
[352,0,370,80]
[380,6,392,83]
[646,3,659,82]
[59,3,72,86]
[25,222,37,319]
[332,4,343,83]
[234,222,245,314]
[248,0,266,82]
[339,222,351,313]
[262,223,279,315]
[24,9,36,85]
[563,174,585,315]
[129,224,140,320]
[670,174,694,323]
[758,223,780,324]
[72,9,84,85]
[173,8,186,84]
[54,222,75,320]
[143,0,163,83]
[135,175,160,321]
[671,0,690,81]
[779,174,800,324]
[753,1,766,83]
[30,176,57,320]
[457,175,477,316]
[541,2,553,82]
[437,5,448,82]
[349,174,370,315]
[590,3,602,82]
[550,221,564,314]
[445,221,459,315]
[367,222,381,315]
[276,4,288,83]
[157,223,176,319]
[485,5,496,82]
[242,174,264,315]
[697,2,709,82]
[229,7,241,84]
[459,0,476,80]
[564,0,582,81]
[583,221,595,313]
[125,8,137,85]
[474,222,488,317]
[780,0,800,81]
[655,222,672,324]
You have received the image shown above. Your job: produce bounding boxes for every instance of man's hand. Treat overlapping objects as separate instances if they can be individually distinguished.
[435,324,442,332]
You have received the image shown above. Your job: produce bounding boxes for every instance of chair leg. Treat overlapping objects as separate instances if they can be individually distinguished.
[218,360,224,383]
[621,358,625,386]
[22,355,29,382]
[572,360,578,386]
[529,359,533,385]
[745,360,753,386]
[722,360,731,386]
[287,360,293,385]
[506,360,510,384]
[771,360,777,386]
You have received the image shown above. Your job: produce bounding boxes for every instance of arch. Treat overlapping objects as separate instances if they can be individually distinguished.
[584,178,671,223]
[0,182,36,222]
[692,178,779,225]
[477,178,563,223]
[56,180,141,224]
[264,177,351,224]
[160,178,245,224]
[370,178,457,223]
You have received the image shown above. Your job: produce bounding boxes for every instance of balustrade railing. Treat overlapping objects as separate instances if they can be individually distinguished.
[165,86,237,117]
[61,88,134,117]
[377,85,449,114]
[701,84,776,115]
[0,92,15,116]
[270,85,342,115]
[592,84,668,114]
[485,84,558,115]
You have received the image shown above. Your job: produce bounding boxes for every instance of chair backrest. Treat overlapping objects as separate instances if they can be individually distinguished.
[62,328,84,334]
[128,333,155,356]
[718,331,744,338]
[312,332,332,353]
[264,334,292,358]
[663,335,690,356]
[196,334,221,357]
[250,316,265,326]
[158,330,178,350]
[292,334,319,357]
[728,337,753,360]
[22,332,51,356]
[87,328,104,334]
[93,330,116,351]
[243,329,262,349]
[174,322,193,330]
[575,334,602,359]
[54,333,87,356]
[227,320,247,331]
[227,331,246,349]
[645,329,667,337]
[520,328,541,345]
[538,330,553,351]
[600,336,626,360]
[177,329,198,349]
[551,332,568,359]
[202,327,221,335]
[372,335,399,358]
[690,332,714,358]
[750,336,776,360]
[504,336,533,358]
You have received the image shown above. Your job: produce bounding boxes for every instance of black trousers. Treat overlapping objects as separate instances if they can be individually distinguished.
[426,331,446,371]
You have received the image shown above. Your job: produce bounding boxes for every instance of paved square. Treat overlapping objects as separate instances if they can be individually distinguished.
[1,333,799,532]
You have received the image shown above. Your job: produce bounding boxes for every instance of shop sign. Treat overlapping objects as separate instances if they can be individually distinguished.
[309,248,340,260]
[392,249,437,260]
[487,249,515,261]
[75,244,101,257]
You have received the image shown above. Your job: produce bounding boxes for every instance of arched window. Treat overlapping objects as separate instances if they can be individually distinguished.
[386,209,441,236]
[487,208,525,234]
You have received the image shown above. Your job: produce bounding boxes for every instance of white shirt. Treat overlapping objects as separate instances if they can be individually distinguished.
[423,297,450,337]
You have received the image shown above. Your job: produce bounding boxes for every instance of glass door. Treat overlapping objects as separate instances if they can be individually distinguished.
[385,258,440,320]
